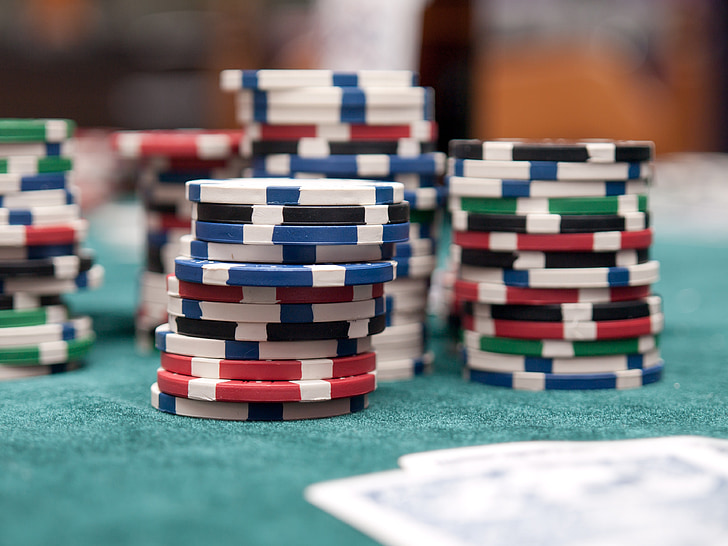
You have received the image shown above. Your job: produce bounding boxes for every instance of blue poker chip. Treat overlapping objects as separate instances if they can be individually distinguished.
[465,362,664,390]
[403,186,447,210]
[0,172,70,193]
[0,204,80,226]
[186,178,404,206]
[191,219,410,246]
[174,257,397,287]
[391,254,436,279]
[220,69,419,90]
[252,152,445,177]
[448,158,652,181]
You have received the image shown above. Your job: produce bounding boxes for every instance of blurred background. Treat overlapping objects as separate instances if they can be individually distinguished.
[1,0,726,150]
[1,0,727,231]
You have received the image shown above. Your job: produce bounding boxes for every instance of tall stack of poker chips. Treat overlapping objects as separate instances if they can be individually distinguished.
[220,69,446,380]
[151,178,405,421]
[447,139,664,391]
[0,119,103,380]
[111,130,248,349]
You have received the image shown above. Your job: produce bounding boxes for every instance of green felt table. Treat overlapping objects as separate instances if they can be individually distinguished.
[1,201,727,546]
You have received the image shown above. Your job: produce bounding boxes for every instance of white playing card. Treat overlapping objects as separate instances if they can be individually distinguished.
[305,436,728,546]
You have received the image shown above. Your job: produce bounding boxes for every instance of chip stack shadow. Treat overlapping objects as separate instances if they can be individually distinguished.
[220,69,447,380]
[111,130,248,350]
[0,119,104,380]
[447,139,664,390]
[151,178,405,421]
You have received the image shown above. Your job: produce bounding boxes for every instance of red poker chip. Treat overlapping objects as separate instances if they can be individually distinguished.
[155,367,377,402]
[460,313,664,341]
[160,350,376,381]
[166,275,385,304]
[452,229,653,252]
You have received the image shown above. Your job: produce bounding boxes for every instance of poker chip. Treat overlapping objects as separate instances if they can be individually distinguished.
[187,178,404,206]
[462,331,659,358]
[252,152,445,177]
[235,88,435,125]
[0,263,104,294]
[0,304,67,328]
[452,246,650,270]
[403,186,448,210]
[0,187,77,208]
[248,138,436,158]
[0,293,62,310]
[190,219,410,245]
[448,158,652,181]
[159,351,377,381]
[156,367,377,403]
[461,313,665,340]
[168,313,387,342]
[452,229,653,252]
[174,257,397,287]
[463,295,662,322]
[0,141,72,158]
[393,238,433,257]
[0,243,78,260]
[0,251,94,279]
[155,324,373,360]
[0,119,75,143]
[450,194,647,216]
[457,261,660,288]
[453,280,651,305]
[463,347,662,374]
[0,156,73,175]
[151,382,368,421]
[244,121,437,142]
[465,362,664,390]
[0,172,71,193]
[446,175,649,199]
[451,210,649,234]
[0,204,81,226]
[0,316,91,346]
[446,138,661,390]
[448,139,654,163]
[391,254,437,278]
[112,130,244,159]
[220,69,419,90]
[180,235,395,264]
[167,295,385,324]
[0,332,95,365]
[192,201,409,225]
[376,352,434,382]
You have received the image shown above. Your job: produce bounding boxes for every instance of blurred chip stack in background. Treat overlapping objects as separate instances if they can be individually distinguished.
[0,119,103,380]
[111,130,248,350]
[220,69,447,380]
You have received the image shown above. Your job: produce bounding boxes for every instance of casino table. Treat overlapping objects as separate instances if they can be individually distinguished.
[1,176,727,546]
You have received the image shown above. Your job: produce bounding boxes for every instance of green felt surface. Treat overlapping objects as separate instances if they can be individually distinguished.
[1,206,727,546]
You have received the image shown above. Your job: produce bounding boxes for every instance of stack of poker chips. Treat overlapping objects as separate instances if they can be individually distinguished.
[447,139,664,391]
[151,178,405,421]
[111,130,248,348]
[220,69,446,380]
[0,119,103,380]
